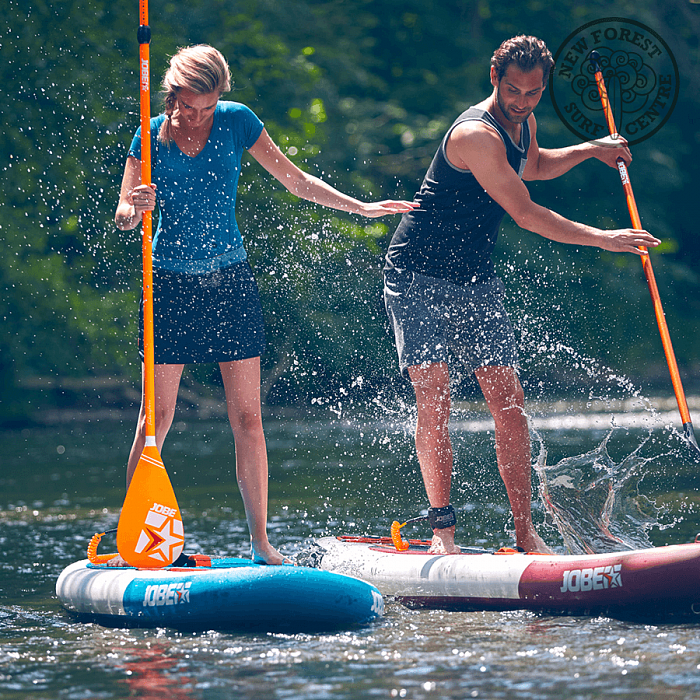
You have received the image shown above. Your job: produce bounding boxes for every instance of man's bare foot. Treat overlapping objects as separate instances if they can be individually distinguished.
[517,529,553,554]
[427,527,461,555]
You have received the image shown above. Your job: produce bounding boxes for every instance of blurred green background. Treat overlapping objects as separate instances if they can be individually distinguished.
[2,0,698,426]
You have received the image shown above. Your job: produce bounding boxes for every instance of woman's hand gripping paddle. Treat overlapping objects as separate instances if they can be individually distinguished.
[589,51,700,458]
[115,0,185,567]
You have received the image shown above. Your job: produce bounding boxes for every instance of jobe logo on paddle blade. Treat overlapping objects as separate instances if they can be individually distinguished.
[133,502,185,565]
[117,444,185,568]
[560,564,622,593]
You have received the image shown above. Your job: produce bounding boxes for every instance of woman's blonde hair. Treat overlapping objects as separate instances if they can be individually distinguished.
[158,45,232,145]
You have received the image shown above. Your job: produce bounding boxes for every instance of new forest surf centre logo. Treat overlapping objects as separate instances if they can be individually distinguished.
[549,18,679,146]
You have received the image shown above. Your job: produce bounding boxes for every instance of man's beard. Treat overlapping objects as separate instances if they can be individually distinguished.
[496,90,532,124]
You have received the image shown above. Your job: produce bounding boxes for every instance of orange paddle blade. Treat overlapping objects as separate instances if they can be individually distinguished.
[116,445,184,568]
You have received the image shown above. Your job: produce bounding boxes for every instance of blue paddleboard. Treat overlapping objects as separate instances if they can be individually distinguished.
[56,555,384,632]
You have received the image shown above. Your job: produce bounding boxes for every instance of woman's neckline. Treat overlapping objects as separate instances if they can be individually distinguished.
[170,106,218,159]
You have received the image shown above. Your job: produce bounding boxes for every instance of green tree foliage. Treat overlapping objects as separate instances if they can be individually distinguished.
[1,0,699,424]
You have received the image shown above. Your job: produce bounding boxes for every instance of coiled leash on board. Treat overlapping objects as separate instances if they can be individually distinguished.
[87,528,118,564]
[87,528,195,567]
[391,505,457,551]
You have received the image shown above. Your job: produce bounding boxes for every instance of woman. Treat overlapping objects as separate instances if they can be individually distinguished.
[115,45,414,565]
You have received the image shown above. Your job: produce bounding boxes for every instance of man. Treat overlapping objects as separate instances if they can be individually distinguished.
[383,35,660,554]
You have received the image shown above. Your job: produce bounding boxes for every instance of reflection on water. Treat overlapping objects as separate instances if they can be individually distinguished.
[118,644,197,699]
[2,406,700,699]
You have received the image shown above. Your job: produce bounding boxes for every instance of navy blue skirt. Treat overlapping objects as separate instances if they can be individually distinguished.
[139,261,266,364]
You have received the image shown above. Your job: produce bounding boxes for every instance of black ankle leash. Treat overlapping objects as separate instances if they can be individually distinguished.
[428,505,457,530]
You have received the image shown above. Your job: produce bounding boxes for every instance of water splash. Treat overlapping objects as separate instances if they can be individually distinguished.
[534,430,665,554]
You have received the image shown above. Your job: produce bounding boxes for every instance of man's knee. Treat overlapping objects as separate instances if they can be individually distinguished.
[146,404,176,438]
[409,361,450,393]
[476,368,526,427]
[409,372,451,440]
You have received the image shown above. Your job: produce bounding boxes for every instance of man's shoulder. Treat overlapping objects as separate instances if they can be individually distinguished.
[449,118,504,148]
[446,113,511,171]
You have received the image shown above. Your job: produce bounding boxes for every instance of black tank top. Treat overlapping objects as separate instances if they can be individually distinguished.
[385,107,530,285]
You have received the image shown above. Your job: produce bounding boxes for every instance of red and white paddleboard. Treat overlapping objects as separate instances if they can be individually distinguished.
[310,535,700,620]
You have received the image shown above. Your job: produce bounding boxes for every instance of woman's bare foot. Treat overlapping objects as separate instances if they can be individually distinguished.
[104,554,130,567]
[251,542,293,565]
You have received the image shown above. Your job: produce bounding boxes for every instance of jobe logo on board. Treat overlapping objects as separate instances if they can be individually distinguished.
[549,18,678,146]
[560,564,622,593]
[142,581,192,607]
[370,590,384,616]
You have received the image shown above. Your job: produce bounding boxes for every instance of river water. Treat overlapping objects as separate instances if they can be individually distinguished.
[2,402,700,699]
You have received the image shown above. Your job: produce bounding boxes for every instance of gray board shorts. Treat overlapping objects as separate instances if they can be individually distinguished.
[383,268,519,379]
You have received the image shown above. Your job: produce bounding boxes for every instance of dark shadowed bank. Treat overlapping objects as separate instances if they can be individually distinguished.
[2,0,699,427]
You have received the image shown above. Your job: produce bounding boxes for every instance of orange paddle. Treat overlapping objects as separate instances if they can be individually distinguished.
[589,51,700,457]
[115,0,185,567]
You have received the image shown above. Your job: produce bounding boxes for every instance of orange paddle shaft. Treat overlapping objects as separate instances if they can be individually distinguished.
[115,0,184,568]
[589,51,698,452]
[138,1,156,444]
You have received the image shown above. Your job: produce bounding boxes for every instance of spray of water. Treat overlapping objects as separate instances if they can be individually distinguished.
[533,429,668,554]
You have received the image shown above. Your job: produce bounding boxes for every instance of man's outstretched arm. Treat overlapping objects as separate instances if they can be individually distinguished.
[523,116,632,181]
[449,120,660,254]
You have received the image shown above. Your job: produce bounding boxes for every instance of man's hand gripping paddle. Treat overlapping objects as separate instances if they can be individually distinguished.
[589,50,700,458]
[113,0,185,567]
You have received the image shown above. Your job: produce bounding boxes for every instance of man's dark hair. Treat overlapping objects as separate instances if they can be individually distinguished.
[491,35,554,84]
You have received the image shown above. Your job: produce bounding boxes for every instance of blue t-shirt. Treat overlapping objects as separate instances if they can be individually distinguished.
[129,101,264,273]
